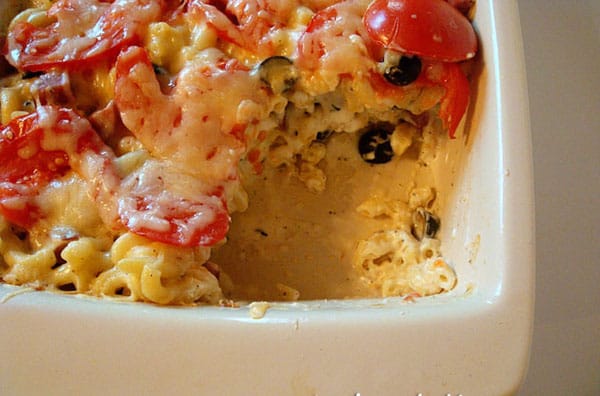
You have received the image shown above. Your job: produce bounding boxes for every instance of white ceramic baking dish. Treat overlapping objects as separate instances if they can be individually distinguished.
[0,0,534,394]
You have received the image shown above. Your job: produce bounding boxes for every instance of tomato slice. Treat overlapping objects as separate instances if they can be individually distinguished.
[305,6,338,33]
[187,0,246,48]
[0,107,97,227]
[0,106,230,246]
[118,162,231,247]
[5,0,163,71]
[187,0,283,55]
[0,111,70,188]
[297,1,380,70]
[0,110,70,226]
[436,62,470,138]
[418,61,470,138]
[363,0,477,62]
[120,194,230,247]
[296,8,334,67]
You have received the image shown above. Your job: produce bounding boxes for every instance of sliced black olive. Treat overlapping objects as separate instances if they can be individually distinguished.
[384,56,422,86]
[358,127,394,164]
[257,56,298,93]
[411,208,441,240]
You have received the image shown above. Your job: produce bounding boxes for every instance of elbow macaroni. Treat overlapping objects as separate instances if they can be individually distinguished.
[92,232,219,304]
[354,230,456,297]
[0,0,473,304]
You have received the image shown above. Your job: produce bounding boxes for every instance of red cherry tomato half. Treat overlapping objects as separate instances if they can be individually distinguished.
[363,0,477,62]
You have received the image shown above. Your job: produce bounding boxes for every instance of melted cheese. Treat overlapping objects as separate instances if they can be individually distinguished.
[0,0,475,303]
[117,160,224,238]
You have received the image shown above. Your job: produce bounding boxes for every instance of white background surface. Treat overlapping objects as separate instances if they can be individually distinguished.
[516,1,600,395]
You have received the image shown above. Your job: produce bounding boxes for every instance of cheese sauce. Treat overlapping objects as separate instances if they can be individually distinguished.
[0,0,477,304]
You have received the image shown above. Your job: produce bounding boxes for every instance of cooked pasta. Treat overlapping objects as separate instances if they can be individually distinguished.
[0,0,478,303]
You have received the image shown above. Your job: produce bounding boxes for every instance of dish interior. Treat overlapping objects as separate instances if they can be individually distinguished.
[0,1,508,308]
[212,18,497,304]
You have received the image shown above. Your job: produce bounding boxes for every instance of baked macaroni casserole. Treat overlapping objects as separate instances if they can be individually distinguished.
[0,0,478,304]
